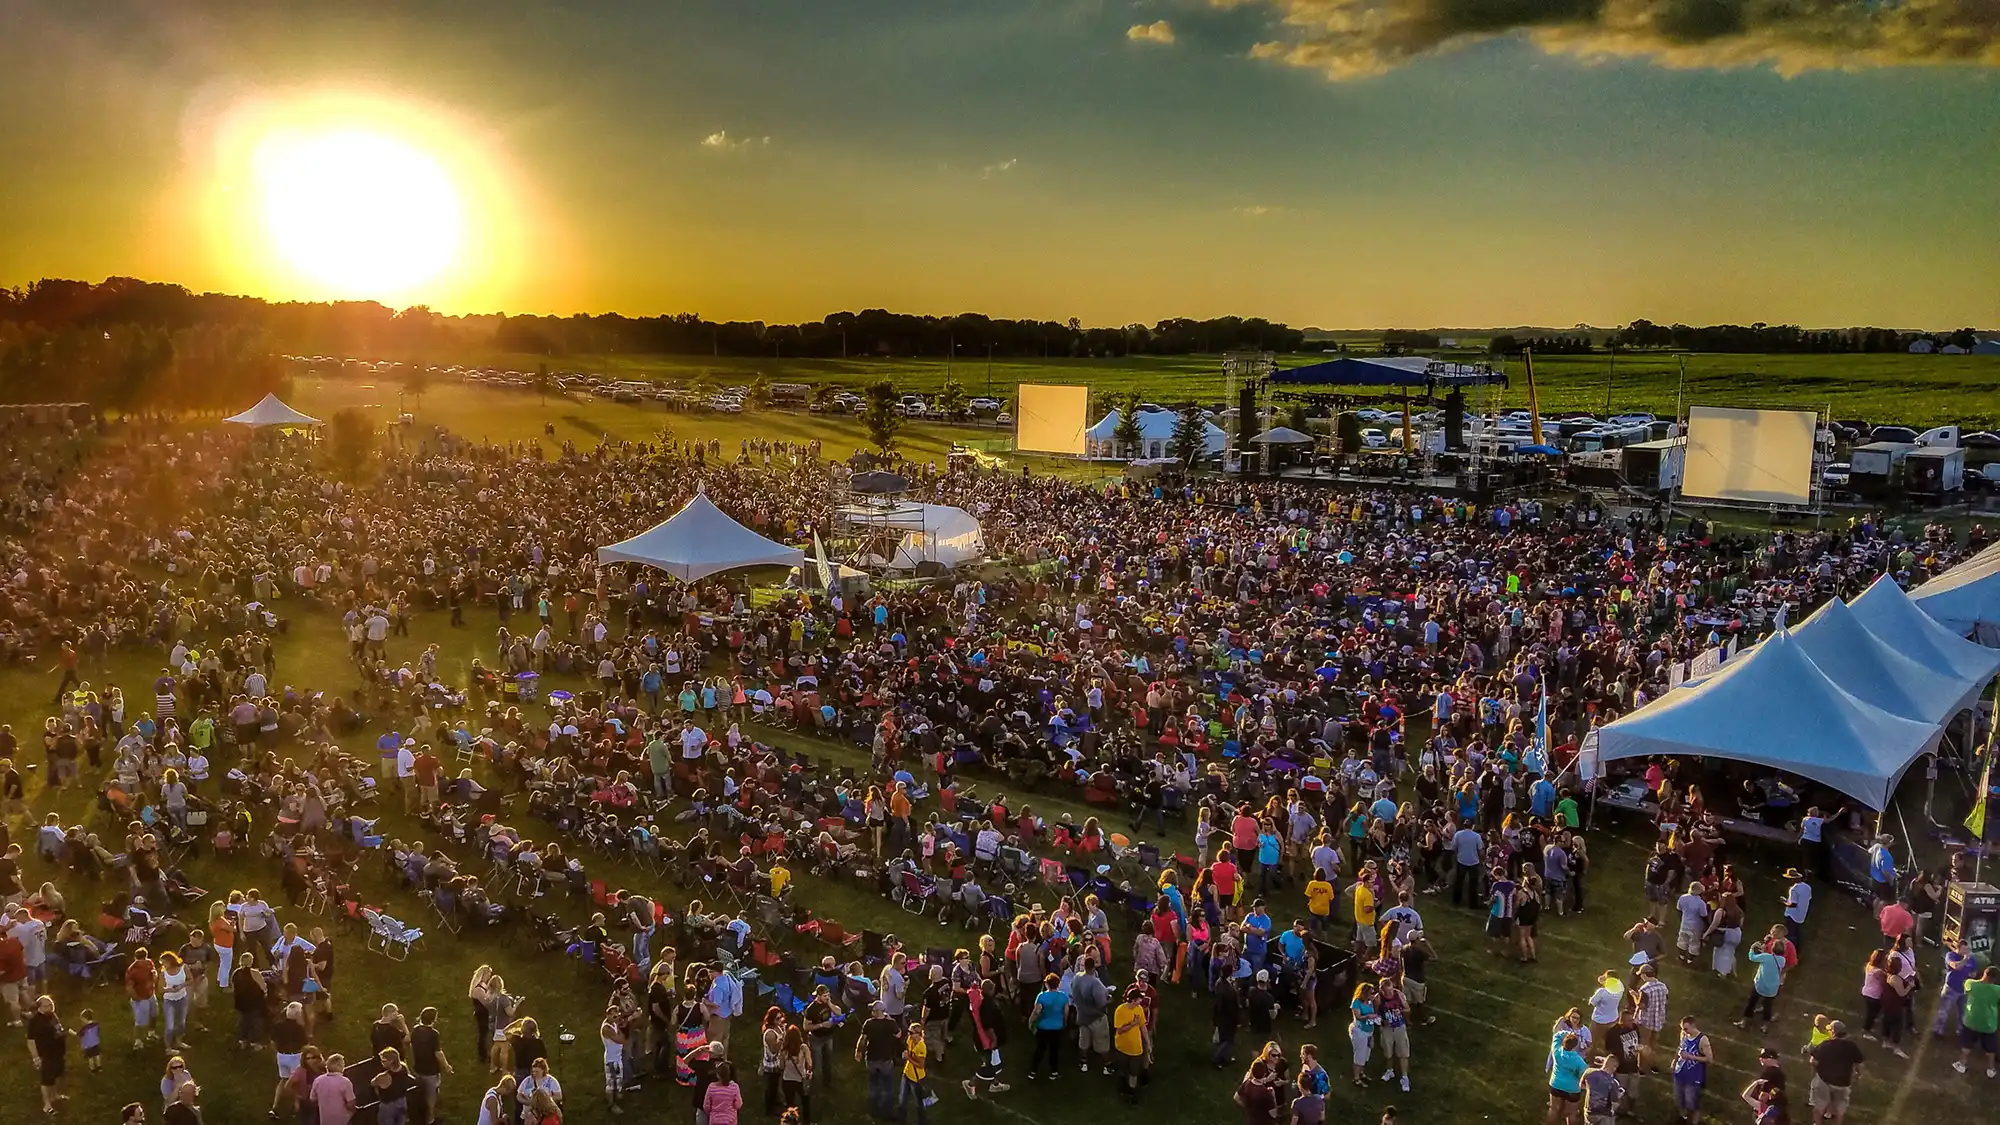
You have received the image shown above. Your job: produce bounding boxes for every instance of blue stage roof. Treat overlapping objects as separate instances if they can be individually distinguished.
[1270,356,1507,388]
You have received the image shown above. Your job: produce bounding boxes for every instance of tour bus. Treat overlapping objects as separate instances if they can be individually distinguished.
[768,383,810,406]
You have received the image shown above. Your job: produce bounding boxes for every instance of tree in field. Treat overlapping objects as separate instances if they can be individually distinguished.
[1336,411,1364,453]
[937,378,968,420]
[748,374,771,408]
[1286,400,1312,433]
[534,361,552,403]
[403,364,433,410]
[864,380,902,453]
[1112,392,1144,457]
[325,408,377,483]
[1168,402,1206,467]
[811,383,838,410]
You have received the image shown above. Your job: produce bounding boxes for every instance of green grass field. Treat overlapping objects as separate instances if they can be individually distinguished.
[4,388,1983,1125]
[461,349,2000,427]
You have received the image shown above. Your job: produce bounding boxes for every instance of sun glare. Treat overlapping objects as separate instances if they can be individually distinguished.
[254,128,463,297]
[185,88,541,309]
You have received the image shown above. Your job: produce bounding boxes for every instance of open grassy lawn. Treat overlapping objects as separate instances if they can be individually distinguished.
[468,349,2000,428]
[2,586,1981,1120]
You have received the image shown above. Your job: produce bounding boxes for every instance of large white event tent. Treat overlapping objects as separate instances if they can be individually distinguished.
[596,490,803,582]
[1594,628,1943,810]
[1849,573,2000,684]
[1912,540,2000,646]
[1788,597,1992,724]
[223,393,321,428]
[1083,408,1227,460]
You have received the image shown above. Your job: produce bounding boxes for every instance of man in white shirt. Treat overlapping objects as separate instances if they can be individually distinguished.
[680,722,707,761]
[1781,868,1813,947]
[396,740,419,812]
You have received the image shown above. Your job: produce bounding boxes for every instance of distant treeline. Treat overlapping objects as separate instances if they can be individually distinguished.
[1479,320,1981,356]
[0,276,1985,406]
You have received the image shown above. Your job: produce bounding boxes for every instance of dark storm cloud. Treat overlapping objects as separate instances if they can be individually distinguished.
[1220,0,2000,79]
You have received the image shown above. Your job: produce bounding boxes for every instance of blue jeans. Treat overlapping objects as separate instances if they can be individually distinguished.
[810,1036,836,1090]
[378,1099,408,1125]
[633,927,652,966]
[163,995,189,1043]
[866,1059,898,1117]
[898,1076,929,1125]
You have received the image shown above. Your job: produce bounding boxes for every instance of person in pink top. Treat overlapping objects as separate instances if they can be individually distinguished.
[703,1060,744,1125]
[1231,807,1260,859]
[311,1053,358,1125]
[1877,900,1915,948]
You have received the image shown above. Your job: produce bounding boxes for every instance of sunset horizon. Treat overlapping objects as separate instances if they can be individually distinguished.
[5,2,1997,327]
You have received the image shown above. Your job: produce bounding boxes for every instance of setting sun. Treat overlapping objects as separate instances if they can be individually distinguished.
[254,128,463,297]
[181,87,542,310]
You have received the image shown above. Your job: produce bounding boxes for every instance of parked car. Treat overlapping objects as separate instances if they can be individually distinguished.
[1821,462,1851,489]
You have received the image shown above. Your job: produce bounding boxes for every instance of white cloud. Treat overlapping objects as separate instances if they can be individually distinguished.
[1127,20,1177,45]
[1232,204,1291,217]
[700,130,771,151]
[981,157,1018,178]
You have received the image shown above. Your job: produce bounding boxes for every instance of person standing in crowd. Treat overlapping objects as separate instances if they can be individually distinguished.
[1669,1015,1712,1125]
[312,1053,358,1125]
[1806,1020,1865,1125]
[26,993,71,1115]
[1736,935,1786,1035]
[1112,984,1150,1105]
[1546,1030,1587,1125]
[1955,966,2000,1078]
[409,1006,453,1125]
[1780,869,1812,949]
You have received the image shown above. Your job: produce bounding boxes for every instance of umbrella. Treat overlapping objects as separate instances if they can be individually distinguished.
[1251,426,1315,445]
[1519,444,1564,456]
[848,470,910,494]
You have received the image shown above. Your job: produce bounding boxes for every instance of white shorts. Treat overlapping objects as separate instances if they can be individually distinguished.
[277,1053,302,1078]
[1403,979,1428,1005]
[1350,1025,1373,1067]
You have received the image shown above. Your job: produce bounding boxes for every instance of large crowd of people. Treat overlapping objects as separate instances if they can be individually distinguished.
[0,412,1995,1125]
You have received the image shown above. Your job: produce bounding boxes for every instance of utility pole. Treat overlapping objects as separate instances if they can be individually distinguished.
[986,342,993,396]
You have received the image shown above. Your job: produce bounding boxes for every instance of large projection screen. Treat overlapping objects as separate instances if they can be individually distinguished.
[1015,384,1089,455]
[1681,405,1817,506]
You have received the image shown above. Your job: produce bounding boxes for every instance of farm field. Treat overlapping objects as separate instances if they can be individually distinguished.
[459,350,2000,428]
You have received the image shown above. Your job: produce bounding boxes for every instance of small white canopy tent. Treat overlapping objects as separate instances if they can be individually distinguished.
[1251,426,1316,445]
[224,393,321,428]
[1849,573,2000,683]
[1083,408,1226,460]
[1788,597,1989,724]
[1912,540,2000,646]
[1594,628,1941,810]
[596,490,803,582]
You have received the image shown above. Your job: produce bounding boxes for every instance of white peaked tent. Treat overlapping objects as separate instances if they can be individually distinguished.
[1788,597,1988,724]
[1595,628,1941,810]
[1849,573,2000,683]
[1912,540,2000,646]
[596,490,803,582]
[1083,409,1227,460]
[1252,426,1315,445]
[223,393,321,427]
